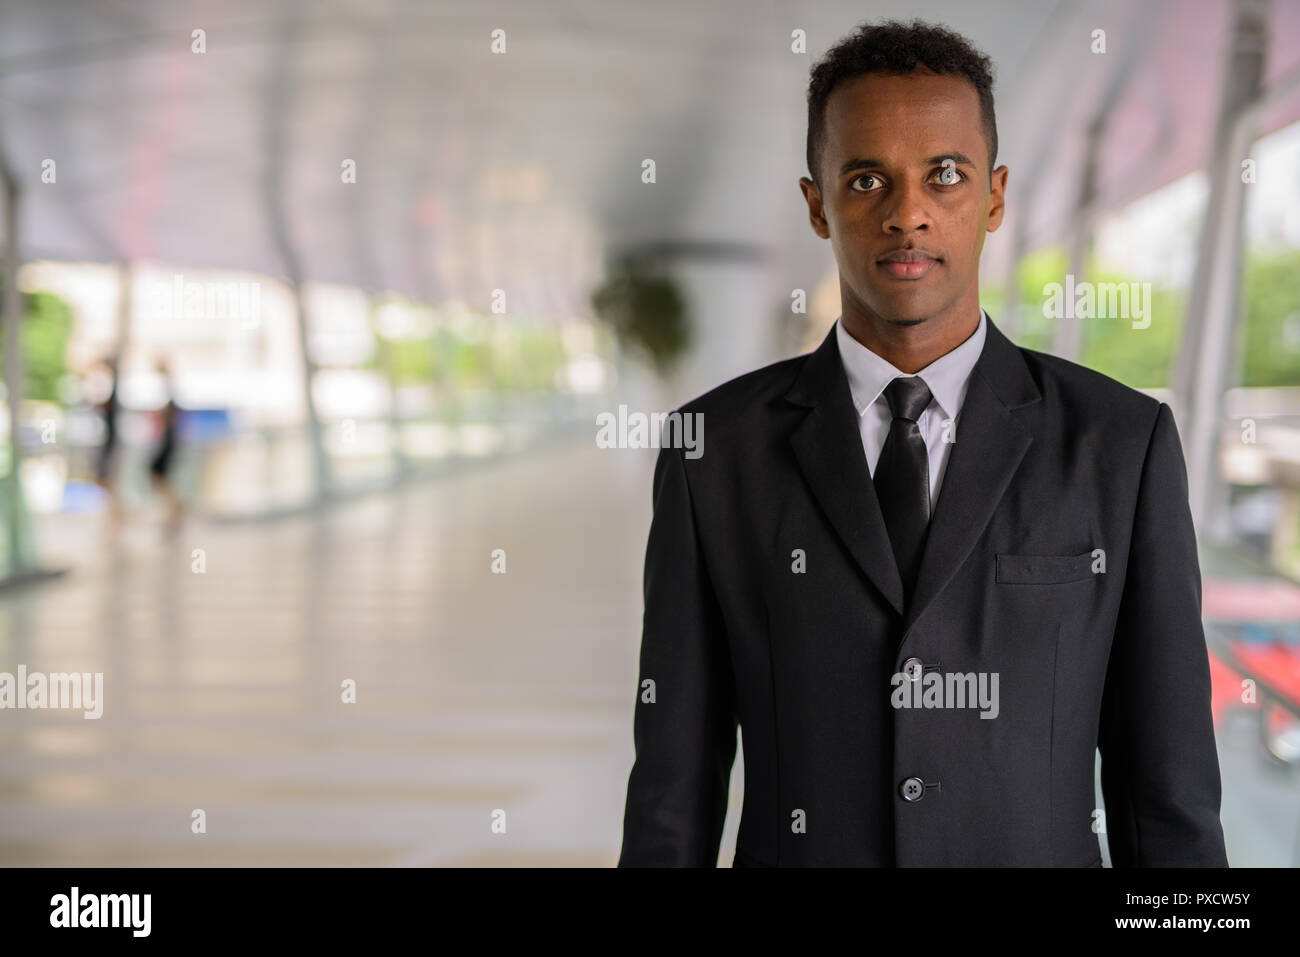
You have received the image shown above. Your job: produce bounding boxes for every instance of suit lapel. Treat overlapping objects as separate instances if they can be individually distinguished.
[900,317,1041,636]
[785,325,905,616]
[783,316,1042,631]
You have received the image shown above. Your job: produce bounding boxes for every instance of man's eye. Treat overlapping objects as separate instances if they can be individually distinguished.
[933,166,964,186]
[850,174,883,192]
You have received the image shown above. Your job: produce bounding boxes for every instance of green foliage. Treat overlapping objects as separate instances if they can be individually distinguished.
[492,324,567,391]
[1003,246,1181,388]
[1079,279,1182,389]
[369,313,570,393]
[1239,249,1300,387]
[449,337,494,390]
[0,289,74,402]
[998,245,1300,390]
[1012,246,1068,355]
[589,258,690,378]
[375,336,435,385]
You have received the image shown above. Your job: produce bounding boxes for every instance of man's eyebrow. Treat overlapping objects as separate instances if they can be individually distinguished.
[838,158,884,177]
[926,151,976,168]
[837,152,977,177]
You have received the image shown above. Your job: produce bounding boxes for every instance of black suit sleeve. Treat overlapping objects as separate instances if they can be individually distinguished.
[617,444,739,866]
[1098,402,1229,866]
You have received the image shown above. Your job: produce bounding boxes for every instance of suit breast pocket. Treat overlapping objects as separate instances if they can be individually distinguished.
[995,550,1096,585]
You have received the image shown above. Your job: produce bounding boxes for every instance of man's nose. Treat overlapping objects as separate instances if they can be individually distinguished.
[881,180,931,233]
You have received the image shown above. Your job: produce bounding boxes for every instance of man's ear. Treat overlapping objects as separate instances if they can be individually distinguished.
[986,165,1009,232]
[799,176,831,239]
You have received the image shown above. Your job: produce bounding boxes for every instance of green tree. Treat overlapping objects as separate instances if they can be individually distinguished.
[1239,248,1300,387]
[1001,245,1300,390]
[0,289,74,402]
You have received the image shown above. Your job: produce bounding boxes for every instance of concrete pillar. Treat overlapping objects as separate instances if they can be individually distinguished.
[649,243,780,407]
[263,6,332,503]
[1176,0,1269,536]
[1,164,34,576]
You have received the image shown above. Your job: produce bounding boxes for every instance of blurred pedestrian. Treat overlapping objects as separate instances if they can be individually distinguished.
[91,357,123,529]
[150,359,183,535]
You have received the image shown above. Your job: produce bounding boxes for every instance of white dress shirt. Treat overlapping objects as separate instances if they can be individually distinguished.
[835,308,988,505]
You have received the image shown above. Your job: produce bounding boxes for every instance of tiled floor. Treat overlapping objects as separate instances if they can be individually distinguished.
[0,440,710,866]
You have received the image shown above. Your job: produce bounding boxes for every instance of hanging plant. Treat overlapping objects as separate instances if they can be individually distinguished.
[590,257,691,379]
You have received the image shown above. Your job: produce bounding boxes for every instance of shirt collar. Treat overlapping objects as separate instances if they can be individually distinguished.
[835,308,988,422]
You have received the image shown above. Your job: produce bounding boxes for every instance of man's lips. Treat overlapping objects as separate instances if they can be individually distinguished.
[876,250,941,280]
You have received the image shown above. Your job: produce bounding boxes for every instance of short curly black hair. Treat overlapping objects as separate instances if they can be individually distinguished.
[805,19,998,188]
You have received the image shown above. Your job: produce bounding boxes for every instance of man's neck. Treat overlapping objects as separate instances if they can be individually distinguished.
[840,302,982,374]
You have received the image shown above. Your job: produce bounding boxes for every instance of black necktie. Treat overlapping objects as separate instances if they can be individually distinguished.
[873,376,933,602]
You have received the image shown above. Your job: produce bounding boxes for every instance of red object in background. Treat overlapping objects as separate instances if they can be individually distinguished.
[1208,653,1247,727]
[1202,578,1300,763]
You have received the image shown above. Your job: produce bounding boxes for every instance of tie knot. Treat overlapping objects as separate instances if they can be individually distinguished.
[883,376,932,422]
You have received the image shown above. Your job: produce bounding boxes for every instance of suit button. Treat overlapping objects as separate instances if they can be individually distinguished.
[900,777,926,802]
[902,657,923,681]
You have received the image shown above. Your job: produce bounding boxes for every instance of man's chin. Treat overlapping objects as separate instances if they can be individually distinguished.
[869,292,951,326]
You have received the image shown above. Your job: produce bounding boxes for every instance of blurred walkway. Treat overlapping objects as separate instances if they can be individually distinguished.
[0,441,666,866]
[1,438,1292,866]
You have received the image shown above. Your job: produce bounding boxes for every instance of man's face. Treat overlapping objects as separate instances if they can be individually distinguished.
[800,70,1007,326]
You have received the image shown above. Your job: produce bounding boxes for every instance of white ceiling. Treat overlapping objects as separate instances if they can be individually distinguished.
[1,0,1297,317]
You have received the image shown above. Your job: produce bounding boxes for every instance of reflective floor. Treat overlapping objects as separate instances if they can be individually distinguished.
[1,441,665,866]
[0,439,1293,866]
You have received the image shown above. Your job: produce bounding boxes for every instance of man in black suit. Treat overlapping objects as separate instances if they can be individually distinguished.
[617,19,1229,867]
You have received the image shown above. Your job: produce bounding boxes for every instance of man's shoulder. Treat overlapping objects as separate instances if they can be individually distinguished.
[1013,343,1165,426]
[669,333,1170,443]
[1008,345,1175,457]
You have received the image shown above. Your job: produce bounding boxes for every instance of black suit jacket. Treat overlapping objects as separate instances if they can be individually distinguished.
[617,315,1228,867]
